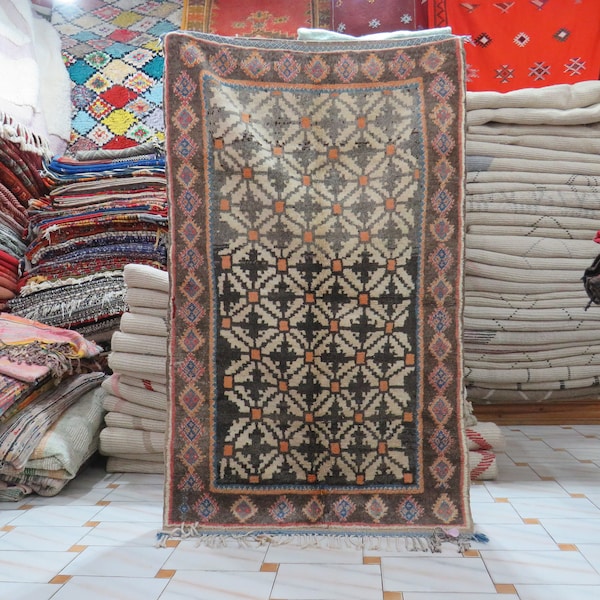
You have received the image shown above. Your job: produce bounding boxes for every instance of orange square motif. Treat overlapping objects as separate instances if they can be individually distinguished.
[243,167,253,178]
[220,198,230,210]
[330,381,340,393]
[332,259,343,272]
[251,407,262,420]
[359,231,370,242]
[330,442,341,454]
[355,351,366,364]
[305,350,314,363]
[279,319,289,331]
[250,348,261,361]
[221,255,231,270]
[277,258,287,271]
[274,200,285,213]
[248,290,259,303]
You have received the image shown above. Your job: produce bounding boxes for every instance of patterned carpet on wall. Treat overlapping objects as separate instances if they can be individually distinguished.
[51,0,183,153]
[182,0,330,37]
[162,30,473,544]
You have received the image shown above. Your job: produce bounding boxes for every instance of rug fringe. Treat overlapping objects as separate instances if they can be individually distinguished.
[156,526,485,553]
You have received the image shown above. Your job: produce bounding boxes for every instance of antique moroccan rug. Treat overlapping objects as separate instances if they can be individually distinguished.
[163,30,473,542]
[182,0,331,37]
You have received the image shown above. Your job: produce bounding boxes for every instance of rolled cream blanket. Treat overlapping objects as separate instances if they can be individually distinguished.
[111,331,167,357]
[102,393,166,422]
[104,411,166,433]
[123,264,169,293]
[99,427,164,456]
[102,374,167,411]
[469,450,498,481]
[106,457,164,474]
[125,288,168,310]
[118,374,167,395]
[120,312,167,337]
[465,422,506,452]
[108,351,166,377]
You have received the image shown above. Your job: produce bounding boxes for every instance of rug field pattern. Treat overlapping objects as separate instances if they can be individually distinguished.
[164,31,471,536]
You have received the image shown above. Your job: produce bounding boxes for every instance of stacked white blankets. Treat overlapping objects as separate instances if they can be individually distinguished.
[99,264,168,474]
[464,81,600,405]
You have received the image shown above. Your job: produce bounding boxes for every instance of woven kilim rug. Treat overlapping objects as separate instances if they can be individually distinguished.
[181,0,331,37]
[163,30,472,543]
[51,0,183,153]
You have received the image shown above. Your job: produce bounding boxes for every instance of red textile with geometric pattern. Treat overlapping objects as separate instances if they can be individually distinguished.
[182,0,331,37]
[429,0,600,92]
[331,0,429,36]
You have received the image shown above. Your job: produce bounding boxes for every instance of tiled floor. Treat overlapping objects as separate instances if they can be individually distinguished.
[1,424,600,599]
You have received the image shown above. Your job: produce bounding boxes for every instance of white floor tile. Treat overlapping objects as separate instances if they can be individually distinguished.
[381,555,496,593]
[483,479,569,499]
[161,571,276,600]
[577,544,600,573]
[540,518,600,544]
[515,584,600,600]
[469,501,523,524]
[271,563,382,600]
[481,549,600,585]
[7,505,103,528]
[77,521,161,546]
[0,526,88,551]
[265,542,363,564]
[0,550,76,583]
[0,582,61,599]
[163,538,268,571]
[510,496,600,520]
[49,576,169,600]
[469,523,559,551]
[102,484,164,503]
[404,595,518,600]
[91,502,163,523]
[60,546,173,578]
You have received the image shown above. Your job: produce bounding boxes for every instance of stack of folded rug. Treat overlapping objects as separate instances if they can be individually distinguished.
[463,397,505,481]
[463,80,600,406]
[0,136,49,311]
[7,145,168,342]
[0,313,106,500]
[99,263,168,474]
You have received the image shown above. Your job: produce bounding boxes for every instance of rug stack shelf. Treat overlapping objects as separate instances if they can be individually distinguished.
[463,81,600,409]
[99,263,168,474]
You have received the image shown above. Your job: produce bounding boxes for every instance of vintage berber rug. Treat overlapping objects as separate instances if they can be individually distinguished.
[163,29,472,544]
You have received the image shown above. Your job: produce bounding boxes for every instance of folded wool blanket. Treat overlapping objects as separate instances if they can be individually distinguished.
[0,313,102,382]
[107,351,167,378]
[110,331,167,358]
[123,263,169,293]
[105,456,164,474]
[0,373,53,422]
[465,345,600,367]
[118,374,167,395]
[119,312,167,337]
[112,368,167,386]
[126,305,170,319]
[467,384,600,404]
[125,287,169,310]
[466,374,599,392]
[102,393,166,422]
[7,277,127,332]
[466,225,594,242]
[0,371,105,471]
[104,411,165,433]
[465,422,506,452]
[0,479,31,501]
[0,384,105,496]
[102,374,167,411]
[99,426,164,456]
[466,235,597,259]
[469,450,498,481]
[467,132,600,155]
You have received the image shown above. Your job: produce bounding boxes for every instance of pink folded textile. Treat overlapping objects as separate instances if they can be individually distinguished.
[0,313,102,382]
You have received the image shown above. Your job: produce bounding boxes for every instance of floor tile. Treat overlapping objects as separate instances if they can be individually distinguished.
[404,595,518,600]
[91,502,163,524]
[0,526,89,551]
[7,505,104,528]
[515,584,600,600]
[0,550,77,583]
[77,521,161,546]
[577,544,600,573]
[469,501,523,524]
[265,542,363,564]
[49,576,169,600]
[483,479,569,499]
[381,555,496,593]
[60,545,173,578]
[481,549,600,585]
[469,523,559,551]
[271,563,383,600]
[102,484,164,503]
[161,570,276,600]
[0,582,61,599]
[162,538,268,571]
[539,518,600,544]
[509,496,600,520]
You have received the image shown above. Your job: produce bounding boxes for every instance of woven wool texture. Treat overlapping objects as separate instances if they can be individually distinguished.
[163,30,472,537]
